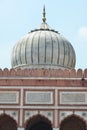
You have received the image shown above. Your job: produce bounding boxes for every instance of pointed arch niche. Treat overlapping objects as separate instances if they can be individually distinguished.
[25,114,53,130]
[60,114,87,130]
[0,114,17,130]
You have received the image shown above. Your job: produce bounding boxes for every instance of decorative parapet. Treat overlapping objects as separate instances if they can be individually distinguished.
[0,68,86,78]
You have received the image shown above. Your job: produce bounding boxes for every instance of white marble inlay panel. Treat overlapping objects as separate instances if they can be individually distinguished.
[60,91,87,105]
[0,91,19,104]
[25,91,53,104]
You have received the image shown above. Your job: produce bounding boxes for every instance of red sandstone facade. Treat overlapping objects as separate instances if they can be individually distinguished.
[0,68,87,130]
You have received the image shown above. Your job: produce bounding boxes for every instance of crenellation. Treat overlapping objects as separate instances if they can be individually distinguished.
[55,69,63,77]
[63,69,70,78]
[84,69,87,78]
[70,69,76,78]
[43,69,50,77]
[10,68,16,77]
[3,68,10,77]
[50,69,56,77]
[77,69,83,78]
[23,68,30,77]
[0,68,86,78]
[0,68,3,76]
[30,69,37,77]
[16,68,23,76]
[37,68,43,77]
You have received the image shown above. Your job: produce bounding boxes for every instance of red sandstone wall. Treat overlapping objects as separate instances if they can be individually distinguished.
[0,68,87,87]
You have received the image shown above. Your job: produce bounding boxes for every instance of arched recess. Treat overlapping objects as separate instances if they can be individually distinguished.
[0,114,17,130]
[60,114,87,130]
[25,114,53,130]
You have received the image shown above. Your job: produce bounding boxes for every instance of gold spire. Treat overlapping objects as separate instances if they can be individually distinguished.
[42,5,46,23]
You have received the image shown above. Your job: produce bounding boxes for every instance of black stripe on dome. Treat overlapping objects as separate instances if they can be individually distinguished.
[68,43,73,68]
[15,43,19,66]
[67,42,70,67]
[38,31,42,63]
[20,39,24,64]
[49,31,53,64]
[62,39,66,66]
[25,37,29,64]
[54,33,60,65]
[44,31,46,63]
[70,44,76,68]
[18,42,22,65]
[31,32,37,63]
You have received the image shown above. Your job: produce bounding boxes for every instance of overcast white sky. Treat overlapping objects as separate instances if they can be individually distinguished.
[0,0,87,70]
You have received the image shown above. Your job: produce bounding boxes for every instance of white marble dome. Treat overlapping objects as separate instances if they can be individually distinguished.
[11,7,76,69]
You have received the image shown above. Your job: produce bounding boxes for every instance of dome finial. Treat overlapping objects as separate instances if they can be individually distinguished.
[42,5,46,23]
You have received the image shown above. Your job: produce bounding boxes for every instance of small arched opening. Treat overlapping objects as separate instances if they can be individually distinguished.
[25,114,53,130]
[0,114,17,130]
[60,114,87,130]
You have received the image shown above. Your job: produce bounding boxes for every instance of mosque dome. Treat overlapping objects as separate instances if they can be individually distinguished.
[11,7,76,69]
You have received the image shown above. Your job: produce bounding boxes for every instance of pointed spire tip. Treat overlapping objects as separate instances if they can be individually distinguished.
[42,5,46,23]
